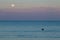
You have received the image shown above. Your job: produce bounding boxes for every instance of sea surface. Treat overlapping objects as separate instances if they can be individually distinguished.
[0,20,60,40]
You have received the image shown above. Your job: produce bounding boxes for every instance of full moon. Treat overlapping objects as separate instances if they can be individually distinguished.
[11,4,15,8]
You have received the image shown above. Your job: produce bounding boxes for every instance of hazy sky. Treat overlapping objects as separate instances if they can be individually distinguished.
[0,0,60,9]
[0,0,60,20]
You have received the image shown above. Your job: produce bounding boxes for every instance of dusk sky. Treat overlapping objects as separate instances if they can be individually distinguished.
[0,0,60,20]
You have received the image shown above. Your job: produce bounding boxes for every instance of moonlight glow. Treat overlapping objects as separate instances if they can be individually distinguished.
[11,4,15,8]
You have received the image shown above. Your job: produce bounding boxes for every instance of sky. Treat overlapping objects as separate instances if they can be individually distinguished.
[0,0,60,20]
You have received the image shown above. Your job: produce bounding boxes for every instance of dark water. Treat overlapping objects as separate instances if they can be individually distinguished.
[0,21,60,39]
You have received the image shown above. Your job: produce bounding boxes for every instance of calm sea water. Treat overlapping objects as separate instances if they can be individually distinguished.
[0,20,60,40]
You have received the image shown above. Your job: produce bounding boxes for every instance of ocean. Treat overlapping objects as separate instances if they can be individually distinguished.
[0,20,60,40]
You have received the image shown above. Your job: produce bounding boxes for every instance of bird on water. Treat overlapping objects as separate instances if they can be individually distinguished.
[41,28,44,31]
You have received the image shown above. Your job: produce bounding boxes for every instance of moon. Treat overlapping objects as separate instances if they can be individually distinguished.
[11,4,15,8]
